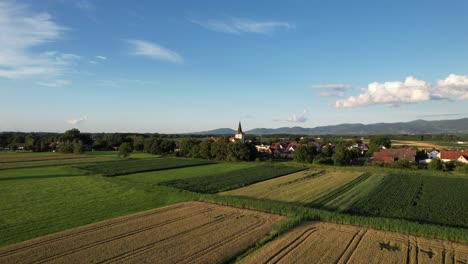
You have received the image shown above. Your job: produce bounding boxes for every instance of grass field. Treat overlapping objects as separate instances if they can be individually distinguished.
[0,154,88,163]
[76,158,214,176]
[392,139,468,149]
[240,222,468,264]
[221,169,366,205]
[160,164,304,193]
[0,202,285,264]
[0,166,194,247]
[348,171,468,228]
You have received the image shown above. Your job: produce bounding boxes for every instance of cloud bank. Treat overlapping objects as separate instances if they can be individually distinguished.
[127,40,183,63]
[334,74,468,108]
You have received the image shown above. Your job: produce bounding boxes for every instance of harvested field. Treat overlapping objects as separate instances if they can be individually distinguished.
[241,222,468,264]
[0,201,285,264]
[221,169,365,205]
[0,154,87,163]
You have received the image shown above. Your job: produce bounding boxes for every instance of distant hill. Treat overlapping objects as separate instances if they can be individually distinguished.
[192,128,237,135]
[192,118,468,135]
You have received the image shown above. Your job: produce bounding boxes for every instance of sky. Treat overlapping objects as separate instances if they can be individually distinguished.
[1,0,468,133]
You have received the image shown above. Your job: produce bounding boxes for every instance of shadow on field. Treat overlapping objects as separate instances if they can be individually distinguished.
[0,174,85,181]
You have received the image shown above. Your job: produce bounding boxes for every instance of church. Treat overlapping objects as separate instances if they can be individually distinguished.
[230,122,246,144]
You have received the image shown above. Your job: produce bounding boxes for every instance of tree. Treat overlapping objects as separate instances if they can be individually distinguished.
[227,142,251,161]
[367,136,392,156]
[199,139,213,159]
[73,140,83,154]
[118,142,133,158]
[211,140,228,160]
[332,141,359,166]
[178,138,199,157]
[62,128,81,142]
[427,158,443,170]
[294,145,317,163]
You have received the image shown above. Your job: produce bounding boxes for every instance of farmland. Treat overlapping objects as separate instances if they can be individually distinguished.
[240,222,468,264]
[347,171,468,228]
[0,153,87,163]
[0,201,285,264]
[161,163,304,193]
[76,158,214,176]
[221,169,366,205]
[1,151,468,262]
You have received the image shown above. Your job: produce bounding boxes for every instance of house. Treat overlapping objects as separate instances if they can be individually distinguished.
[426,150,439,159]
[373,148,417,163]
[438,151,466,162]
[457,155,468,164]
[255,144,272,154]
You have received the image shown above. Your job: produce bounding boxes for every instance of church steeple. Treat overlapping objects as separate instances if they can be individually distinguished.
[237,121,243,133]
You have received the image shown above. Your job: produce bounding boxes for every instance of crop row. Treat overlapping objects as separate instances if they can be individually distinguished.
[77,158,214,176]
[160,164,304,193]
[347,172,468,228]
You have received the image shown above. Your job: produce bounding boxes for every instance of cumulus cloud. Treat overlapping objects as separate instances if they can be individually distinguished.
[0,2,78,79]
[335,76,432,108]
[127,40,183,63]
[437,74,468,99]
[189,17,292,35]
[311,84,350,91]
[37,79,72,88]
[67,115,88,125]
[287,110,308,123]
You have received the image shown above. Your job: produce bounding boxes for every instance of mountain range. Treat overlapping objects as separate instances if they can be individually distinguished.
[192,118,468,135]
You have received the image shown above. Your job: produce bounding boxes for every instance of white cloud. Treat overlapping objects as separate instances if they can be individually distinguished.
[189,17,292,35]
[437,74,468,99]
[96,55,106,60]
[37,79,71,88]
[335,76,432,108]
[67,115,88,125]
[0,2,77,79]
[318,92,345,98]
[127,40,183,63]
[287,110,308,123]
[75,0,96,11]
[311,84,350,91]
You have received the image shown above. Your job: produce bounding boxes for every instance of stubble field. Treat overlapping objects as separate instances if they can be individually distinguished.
[241,222,468,264]
[0,201,285,264]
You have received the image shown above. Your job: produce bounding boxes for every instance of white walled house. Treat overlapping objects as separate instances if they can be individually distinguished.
[427,150,439,159]
[457,155,468,164]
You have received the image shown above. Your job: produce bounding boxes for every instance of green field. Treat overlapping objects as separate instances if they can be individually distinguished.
[160,164,304,193]
[76,158,214,176]
[1,151,468,250]
[347,172,468,228]
[0,166,193,246]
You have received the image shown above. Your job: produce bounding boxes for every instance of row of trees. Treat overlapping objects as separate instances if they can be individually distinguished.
[177,138,258,161]
[293,141,361,166]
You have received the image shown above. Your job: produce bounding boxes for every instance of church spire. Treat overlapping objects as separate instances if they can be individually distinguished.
[237,121,243,133]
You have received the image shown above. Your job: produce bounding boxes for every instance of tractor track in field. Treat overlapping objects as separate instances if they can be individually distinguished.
[0,203,204,258]
[262,227,318,264]
[178,216,269,264]
[97,213,241,263]
[336,229,367,264]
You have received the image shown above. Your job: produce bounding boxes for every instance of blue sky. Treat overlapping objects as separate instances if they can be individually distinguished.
[1,0,467,133]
